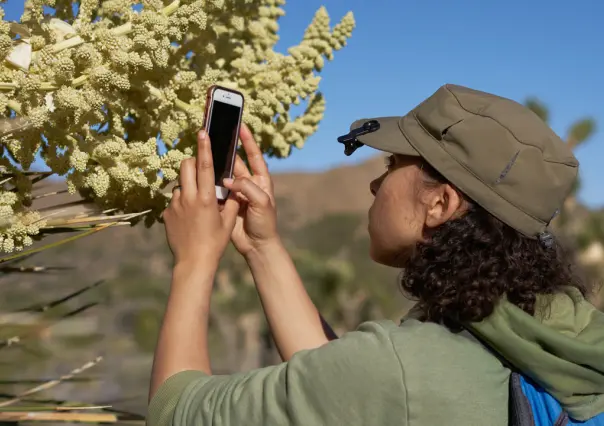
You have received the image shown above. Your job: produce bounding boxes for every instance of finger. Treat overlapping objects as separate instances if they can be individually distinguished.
[233,155,251,180]
[240,123,269,177]
[170,185,181,203]
[179,158,197,202]
[220,194,240,231]
[217,192,240,211]
[222,177,247,203]
[167,190,179,210]
[223,177,270,209]
[196,130,216,204]
[222,190,249,212]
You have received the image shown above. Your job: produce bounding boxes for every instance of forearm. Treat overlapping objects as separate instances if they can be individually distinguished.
[245,240,336,361]
[149,262,215,401]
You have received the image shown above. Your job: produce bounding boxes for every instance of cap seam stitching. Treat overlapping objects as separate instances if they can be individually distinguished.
[445,87,577,167]
[408,111,547,232]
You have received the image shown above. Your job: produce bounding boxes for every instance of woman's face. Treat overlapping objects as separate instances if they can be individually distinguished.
[367,154,463,267]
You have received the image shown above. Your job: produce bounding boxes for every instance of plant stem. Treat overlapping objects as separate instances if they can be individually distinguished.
[0,75,90,92]
[51,0,181,54]
[175,98,192,111]
[7,100,22,114]
[145,82,196,114]
[71,74,89,87]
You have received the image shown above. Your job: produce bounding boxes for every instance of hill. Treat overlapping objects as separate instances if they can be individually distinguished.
[272,156,384,226]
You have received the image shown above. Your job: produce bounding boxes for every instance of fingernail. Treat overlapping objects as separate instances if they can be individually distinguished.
[199,130,206,140]
[223,178,234,186]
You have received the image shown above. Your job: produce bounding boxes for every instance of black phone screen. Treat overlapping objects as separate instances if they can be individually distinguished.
[208,100,241,185]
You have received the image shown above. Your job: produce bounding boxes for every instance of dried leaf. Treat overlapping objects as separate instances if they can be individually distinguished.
[0,222,118,264]
[0,411,118,422]
[15,280,104,313]
[43,210,150,227]
[5,40,32,71]
[0,356,103,408]
[8,22,31,38]
[0,265,73,274]
[0,302,99,349]
[0,117,31,138]
[42,17,77,42]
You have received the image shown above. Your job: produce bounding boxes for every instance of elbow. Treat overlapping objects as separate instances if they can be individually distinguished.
[147,371,208,426]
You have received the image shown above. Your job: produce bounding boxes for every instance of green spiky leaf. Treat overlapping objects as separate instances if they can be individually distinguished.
[568,118,596,145]
[525,98,549,123]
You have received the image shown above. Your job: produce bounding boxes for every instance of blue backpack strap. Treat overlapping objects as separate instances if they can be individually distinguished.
[509,372,539,426]
[458,329,568,426]
[516,373,570,426]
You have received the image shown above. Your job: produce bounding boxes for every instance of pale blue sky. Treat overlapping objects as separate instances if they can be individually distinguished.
[2,0,603,207]
[267,0,604,208]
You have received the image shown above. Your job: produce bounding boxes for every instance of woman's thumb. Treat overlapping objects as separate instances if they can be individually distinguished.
[223,178,271,210]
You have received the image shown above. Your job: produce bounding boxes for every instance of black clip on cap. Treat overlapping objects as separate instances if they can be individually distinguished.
[337,120,381,156]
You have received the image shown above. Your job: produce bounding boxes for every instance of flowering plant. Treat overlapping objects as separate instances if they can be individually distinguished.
[0,0,354,252]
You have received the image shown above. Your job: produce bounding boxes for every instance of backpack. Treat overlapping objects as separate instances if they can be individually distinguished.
[460,329,604,426]
[508,372,604,426]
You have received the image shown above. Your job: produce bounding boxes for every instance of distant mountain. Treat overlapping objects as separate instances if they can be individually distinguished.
[273,155,384,227]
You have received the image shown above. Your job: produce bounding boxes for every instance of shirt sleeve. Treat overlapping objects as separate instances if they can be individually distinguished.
[147,321,407,426]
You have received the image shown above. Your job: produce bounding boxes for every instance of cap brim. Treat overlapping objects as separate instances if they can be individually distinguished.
[351,117,420,157]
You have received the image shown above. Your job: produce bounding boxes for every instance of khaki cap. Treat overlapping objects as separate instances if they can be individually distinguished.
[348,84,579,238]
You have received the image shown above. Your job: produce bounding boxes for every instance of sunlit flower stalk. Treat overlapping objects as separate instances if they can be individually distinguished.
[0,0,355,252]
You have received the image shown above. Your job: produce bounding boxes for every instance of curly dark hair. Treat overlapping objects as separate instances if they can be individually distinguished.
[400,162,587,329]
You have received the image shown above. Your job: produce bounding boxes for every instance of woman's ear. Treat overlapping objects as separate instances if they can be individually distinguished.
[424,184,464,229]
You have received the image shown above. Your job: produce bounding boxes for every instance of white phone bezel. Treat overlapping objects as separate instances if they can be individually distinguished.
[207,87,244,200]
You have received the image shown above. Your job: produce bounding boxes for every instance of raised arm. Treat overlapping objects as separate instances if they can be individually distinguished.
[150,130,240,400]
[244,238,338,359]
[223,124,336,361]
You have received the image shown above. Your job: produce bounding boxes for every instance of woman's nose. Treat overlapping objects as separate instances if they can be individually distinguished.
[370,173,386,196]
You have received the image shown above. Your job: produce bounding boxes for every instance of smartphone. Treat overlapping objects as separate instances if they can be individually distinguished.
[202,85,245,200]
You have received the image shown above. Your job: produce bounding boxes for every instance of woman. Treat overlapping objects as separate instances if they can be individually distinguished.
[148,84,604,425]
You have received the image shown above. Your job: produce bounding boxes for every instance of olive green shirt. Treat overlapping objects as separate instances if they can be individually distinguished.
[148,319,509,425]
[148,287,604,425]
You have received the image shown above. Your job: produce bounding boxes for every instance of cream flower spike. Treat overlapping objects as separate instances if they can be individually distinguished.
[0,1,355,252]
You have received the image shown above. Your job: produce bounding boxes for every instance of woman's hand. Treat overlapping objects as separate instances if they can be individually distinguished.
[220,125,334,360]
[163,130,240,269]
[223,124,279,258]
